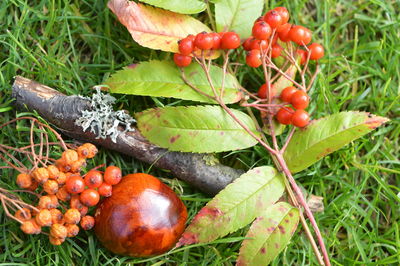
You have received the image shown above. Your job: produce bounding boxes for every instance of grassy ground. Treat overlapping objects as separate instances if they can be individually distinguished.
[1,0,399,265]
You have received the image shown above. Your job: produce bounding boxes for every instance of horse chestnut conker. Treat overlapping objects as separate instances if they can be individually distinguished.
[94,173,187,257]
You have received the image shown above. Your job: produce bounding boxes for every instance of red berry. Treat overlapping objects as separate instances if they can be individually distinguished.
[276,107,294,125]
[296,49,307,65]
[277,23,292,42]
[65,175,85,194]
[271,44,282,58]
[248,39,268,51]
[194,32,214,50]
[210,32,221,50]
[178,37,194,56]
[220,32,241,49]
[252,21,272,40]
[280,86,298,102]
[98,183,112,197]
[291,90,309,109]
[173,54,192,67]
[263,10,283,29]
[246,49,262,68]
[257,84,276,99]
[308,43,324,60]
[186,34,195,42]
[84,170,103,189]
[80,189,100,207]
[289,25,311,45]
[274,7,290,24]
[292,109,310,127]
[104,166,122,185]
[242,37,254,51]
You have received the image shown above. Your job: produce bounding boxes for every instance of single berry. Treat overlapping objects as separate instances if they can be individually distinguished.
[70,195,84,210]
[242,37,254,51]
[178,36,194,56]
[49,195,59,208]
[43,180,59,195]
[291,90,309,109]
[246,49,262,68]
[274,7,290,24]
[70,158,86,173]
[49,235,65,245]
[50,223,68,239]
[15,208,31,221]
[296,49,307,65]
[252,21,272,40]
[77,143,98,159]
[308,43,324,60]
[257,83,276,99]
[248,39,268,51]
[35,209,52,227]
[263,10,283,29]
[104,166,122,185]
[277,23,292,42]
[32,167,49,184]
[84,170,103,188]
[289,25,311,45]
[56,172,67,185]
[20,219,41,234]
[292,109,310,127]
[276,107,294,125]
[66,224,80,237]
[46,165,60,179]
[80,189,100,207]
[280,86,298,102]
[56,159,70,172]
[80,215,95,231]
[173,53,192,67]
[220,32,241,49]
[271,44,282,58]
[194,32,214,50]
[64,208,81,224]
[98,183,112,197]
[27,180,39,191]
[38,195,54,209]
[56,186,71,202]
[61,149,79,166]
[16,173,32,189]
[210,32,221,49]
[49,208,63,224]
[65,175,85,194]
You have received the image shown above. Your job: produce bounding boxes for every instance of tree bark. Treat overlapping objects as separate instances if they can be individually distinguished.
[11,76,242,195]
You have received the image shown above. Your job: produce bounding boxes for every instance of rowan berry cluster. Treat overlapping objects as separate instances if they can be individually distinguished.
[15,143,122,245]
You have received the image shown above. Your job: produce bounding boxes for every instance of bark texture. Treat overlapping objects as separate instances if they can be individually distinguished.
[11,76,242,195]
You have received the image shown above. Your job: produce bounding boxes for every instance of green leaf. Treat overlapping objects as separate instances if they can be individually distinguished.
[138,0,206,14]
[284,111,390,173]
[136,105,260,153]
[177,166,285,245]
[237,202,300,265]
[105,61,242,104]
[214,0,264,39]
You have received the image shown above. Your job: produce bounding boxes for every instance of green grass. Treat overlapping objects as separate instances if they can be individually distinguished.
[1,0,399,265]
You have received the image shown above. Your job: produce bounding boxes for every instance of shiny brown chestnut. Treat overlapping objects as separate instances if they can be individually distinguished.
[94,173,187,257]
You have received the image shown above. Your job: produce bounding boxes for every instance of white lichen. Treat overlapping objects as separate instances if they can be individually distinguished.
[75,87,135,142]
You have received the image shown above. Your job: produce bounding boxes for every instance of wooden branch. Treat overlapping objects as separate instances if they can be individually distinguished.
[11,76,242,195]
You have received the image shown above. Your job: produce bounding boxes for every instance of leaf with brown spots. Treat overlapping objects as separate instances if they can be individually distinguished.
[108,0,218,57]
[177,166,285,246]
[284,111,389,173]
[237,202,299,266]
[136,105,260,153]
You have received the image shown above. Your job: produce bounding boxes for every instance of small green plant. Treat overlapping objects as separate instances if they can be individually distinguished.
[105,0,389,264]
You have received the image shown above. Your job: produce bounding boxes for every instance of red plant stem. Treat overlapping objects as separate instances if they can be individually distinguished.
[275,153,331,266]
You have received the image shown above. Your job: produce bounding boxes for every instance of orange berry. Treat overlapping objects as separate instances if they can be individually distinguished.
[104,166,122,185]
[98,183,112,197]
[15,208,31,221]
[47,165,60,179]
[49,195,59,208]
[16,173,32,189]
[65,175,85,194]
[35,209,52,227]
[56,172,67,185]
[43,180,59,195]
[70,195,88,216]
[66,224,80,237]
[20,219,41,234]
[84,170,103,188]
[27,180,39,191]
[77,143,98,159]
[64,208,81,224]
[32,167,49,184]
[49,209,64,224]
[70,158,86,173]
[50,223,68,239]
[80,189,100,207]
[61,150,79,165]
[56,159,71,172]
[80,215,95,231]
[56,186,71,202]
[38,195,53,209]
[49,235,65,245]
[280,86,298,103]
